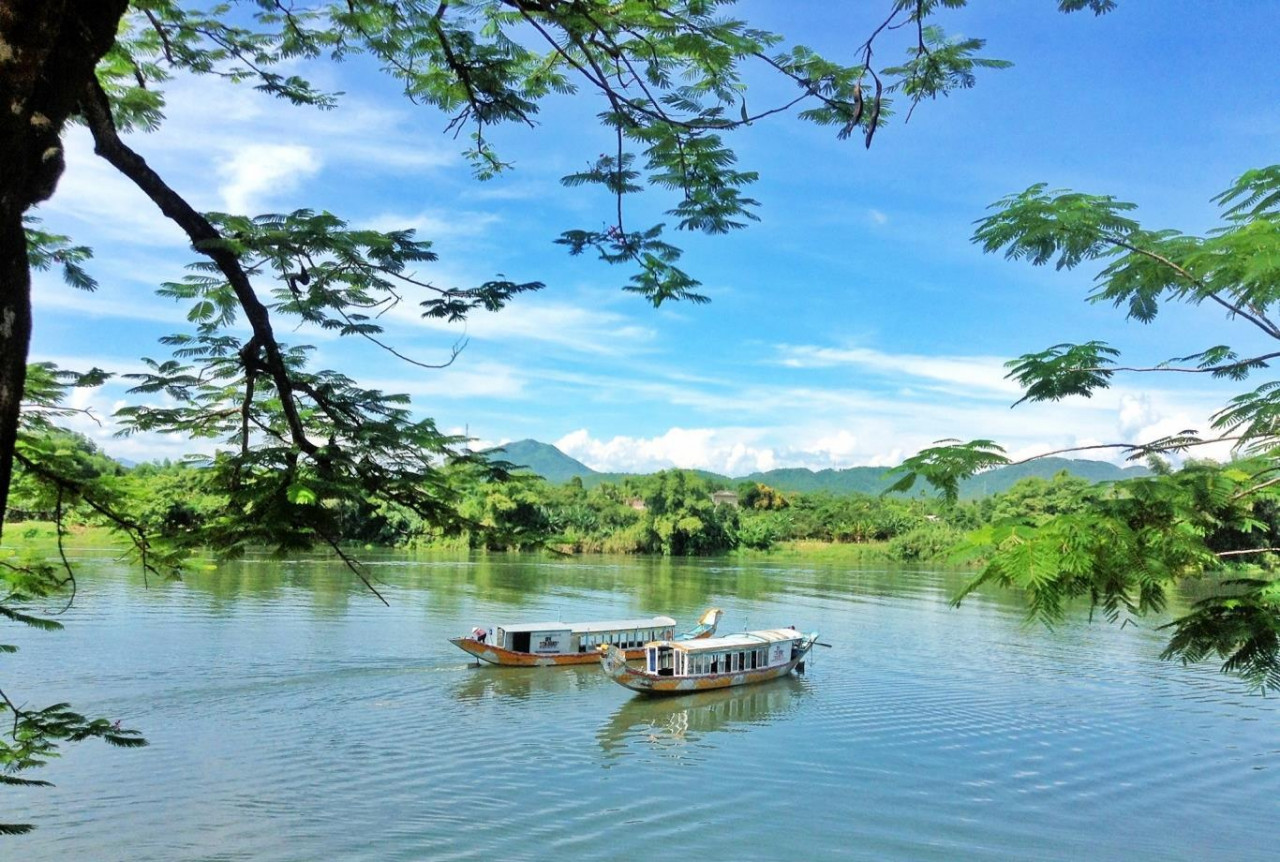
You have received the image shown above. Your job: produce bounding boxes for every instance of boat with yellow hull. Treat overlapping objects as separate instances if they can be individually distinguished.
[600,627,819,695]
[450,608,722,667]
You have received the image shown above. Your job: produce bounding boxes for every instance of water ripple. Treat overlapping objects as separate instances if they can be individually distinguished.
[9,556,1280,861]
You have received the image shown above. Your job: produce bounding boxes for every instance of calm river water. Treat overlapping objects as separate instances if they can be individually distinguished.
[8,550,1278,860]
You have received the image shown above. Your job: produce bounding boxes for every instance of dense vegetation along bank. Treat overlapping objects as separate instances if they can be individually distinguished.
[11,431,1278,567]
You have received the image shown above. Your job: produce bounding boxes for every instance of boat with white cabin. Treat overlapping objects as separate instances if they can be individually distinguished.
[600,627,820,695]
[450,608,722,667]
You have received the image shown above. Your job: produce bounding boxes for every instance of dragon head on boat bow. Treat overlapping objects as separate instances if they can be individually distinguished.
[600,645,630,677]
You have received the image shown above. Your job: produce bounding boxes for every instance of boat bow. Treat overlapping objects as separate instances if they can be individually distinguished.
[677,607,723,641]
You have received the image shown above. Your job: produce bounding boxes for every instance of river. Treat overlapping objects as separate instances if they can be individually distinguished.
[7,550,1277,860]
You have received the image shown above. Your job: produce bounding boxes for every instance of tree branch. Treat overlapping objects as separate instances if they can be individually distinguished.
[1105,235,1280,340]
[79,78,323,463]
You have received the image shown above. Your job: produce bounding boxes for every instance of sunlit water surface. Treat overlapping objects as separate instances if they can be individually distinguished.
[8,551,1278,860]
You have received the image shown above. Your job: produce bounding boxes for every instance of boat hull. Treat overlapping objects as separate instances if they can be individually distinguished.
[450,609,722,667]
[450,638,647,667]
[601,639,816,695]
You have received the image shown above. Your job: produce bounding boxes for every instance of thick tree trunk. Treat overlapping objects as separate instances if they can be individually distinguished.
[0,215,31,536]
[0,0,129,537]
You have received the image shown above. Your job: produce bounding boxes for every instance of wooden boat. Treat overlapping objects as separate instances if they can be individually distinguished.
[450,607,722,667]
[600,627,819,695]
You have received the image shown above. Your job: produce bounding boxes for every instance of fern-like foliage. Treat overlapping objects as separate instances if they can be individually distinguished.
[885,439,1009,505]
[1161,578,1280,693]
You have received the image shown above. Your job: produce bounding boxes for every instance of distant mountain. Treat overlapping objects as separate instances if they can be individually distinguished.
[956,457,1150,498]
[738,465,893,496]
[488,439,596,484]
[484,440,1149,498]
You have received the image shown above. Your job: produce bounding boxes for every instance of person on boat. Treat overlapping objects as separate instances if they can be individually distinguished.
[473,627,487,644]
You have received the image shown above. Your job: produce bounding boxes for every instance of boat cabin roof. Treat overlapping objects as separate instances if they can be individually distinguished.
[497,615,676,635]
[661,628,803,653]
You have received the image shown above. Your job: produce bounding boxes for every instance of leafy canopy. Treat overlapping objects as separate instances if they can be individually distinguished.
[890,163,1280,691]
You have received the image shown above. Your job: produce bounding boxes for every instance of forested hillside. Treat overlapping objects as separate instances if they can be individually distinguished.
[490,440,1149,497]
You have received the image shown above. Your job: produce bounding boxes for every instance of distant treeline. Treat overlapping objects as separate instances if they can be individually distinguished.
[15,430,1261,564]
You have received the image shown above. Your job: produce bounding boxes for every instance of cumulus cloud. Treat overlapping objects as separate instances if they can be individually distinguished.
[1118,393,1160,437]
[556,427,780,475]
[808,429,859,460]
[218,144,321,214]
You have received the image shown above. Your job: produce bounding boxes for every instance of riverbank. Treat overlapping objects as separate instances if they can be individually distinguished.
[2,522,921,563]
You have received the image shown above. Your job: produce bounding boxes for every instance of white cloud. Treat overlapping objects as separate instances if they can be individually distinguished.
[218,144,321,214]
[32,277,189,326]
[364,209,501,241]
[377,298,660,356]
[777,343,1021,398]
[39,130,189,246]
[868,209,889,225]
[1118,393,1159,436]
[556,427,780,475]
[25,377,216,464]
[154,75,456,174]
[369,361,526,400]
[808,429,859,461]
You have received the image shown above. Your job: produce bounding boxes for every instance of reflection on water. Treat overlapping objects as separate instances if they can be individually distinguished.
[451,663,606,701]
[598,676,809,760]
[56,546,1216,622]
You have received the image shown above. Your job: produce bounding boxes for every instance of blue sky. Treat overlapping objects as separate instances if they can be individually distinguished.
[31,1,1280,474]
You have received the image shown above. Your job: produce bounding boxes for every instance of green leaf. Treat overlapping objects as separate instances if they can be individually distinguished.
[286,484,317,505]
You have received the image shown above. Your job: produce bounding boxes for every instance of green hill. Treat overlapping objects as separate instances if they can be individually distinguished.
[487,439,597,484]
[957,457,1149,498]
[484,440,1149,497]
